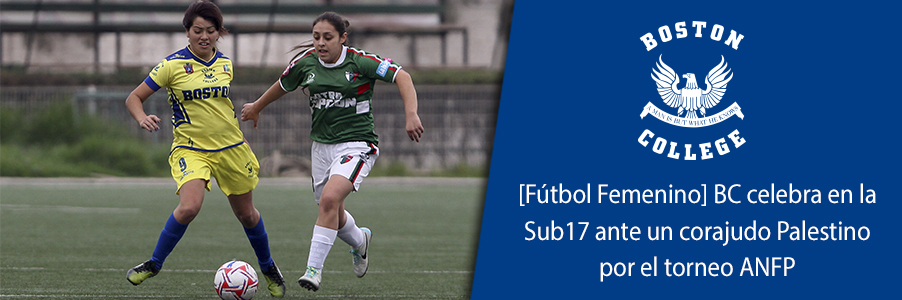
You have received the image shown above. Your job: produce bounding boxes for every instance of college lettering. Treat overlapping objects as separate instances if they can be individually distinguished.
[181,86,229,100]
[640,21,744,51]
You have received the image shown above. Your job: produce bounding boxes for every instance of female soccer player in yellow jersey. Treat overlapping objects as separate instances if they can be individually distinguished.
[241,12,424,292]
[123,1,285,297]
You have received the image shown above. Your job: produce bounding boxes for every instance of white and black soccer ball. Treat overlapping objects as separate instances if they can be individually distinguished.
[214,260,258,300]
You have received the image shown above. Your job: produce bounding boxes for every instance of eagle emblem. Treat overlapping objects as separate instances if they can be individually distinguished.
[651,55,733,119]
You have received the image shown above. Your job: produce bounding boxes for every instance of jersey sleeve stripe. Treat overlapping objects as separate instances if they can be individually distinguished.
[290,48,316,64]
[144,76,161,91]
[279,48,316,91]
[348,48,383,63]
[390,66,401,82]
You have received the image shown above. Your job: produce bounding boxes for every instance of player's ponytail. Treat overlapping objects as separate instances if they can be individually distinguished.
[288,41,315,63]
[288,12,350,62]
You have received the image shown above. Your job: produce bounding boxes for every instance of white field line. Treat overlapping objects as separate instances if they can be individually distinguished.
[0,204,140,214]
[1,266,472,298]
[0,295,219,298]
[0,177,484,187]
[0,294,461,298]
[0,266,472,275]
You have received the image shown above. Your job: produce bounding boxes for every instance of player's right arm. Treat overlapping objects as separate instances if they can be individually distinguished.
[125,82,161,132]
[128,59,170,132]
[243,55,307,128]
[241,80,288,129]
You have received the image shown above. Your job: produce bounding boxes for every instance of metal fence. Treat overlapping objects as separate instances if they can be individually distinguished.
[0,0,472,71]
[0,84,499,175]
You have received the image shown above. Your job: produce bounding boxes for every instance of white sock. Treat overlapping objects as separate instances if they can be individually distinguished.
[307,225,337,270]
[337,210,365,249]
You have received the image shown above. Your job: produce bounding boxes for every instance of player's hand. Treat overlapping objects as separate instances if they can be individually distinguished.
[406,113,424,142]
[241,102,259,129]
[139,115,161,132]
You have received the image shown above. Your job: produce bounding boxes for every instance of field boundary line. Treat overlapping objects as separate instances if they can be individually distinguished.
[1,266,472,274]
[0,177,485,187]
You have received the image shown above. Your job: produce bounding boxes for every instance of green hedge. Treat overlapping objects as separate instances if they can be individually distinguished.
[0,101,170,177]
[0,67,503,86]
[0,101,487,178]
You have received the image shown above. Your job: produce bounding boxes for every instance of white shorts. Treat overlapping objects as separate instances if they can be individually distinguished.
[311,141,379,203]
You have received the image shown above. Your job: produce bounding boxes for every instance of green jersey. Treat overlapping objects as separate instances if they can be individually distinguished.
[279,45,401,144]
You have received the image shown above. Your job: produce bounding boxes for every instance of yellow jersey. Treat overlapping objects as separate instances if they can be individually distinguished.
[144,46,244,152]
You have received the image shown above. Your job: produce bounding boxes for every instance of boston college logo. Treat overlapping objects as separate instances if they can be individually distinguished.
[637,21,747,160]
[643,55,742,127]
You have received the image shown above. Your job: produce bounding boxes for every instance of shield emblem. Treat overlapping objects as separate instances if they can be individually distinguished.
[345,71,358,83]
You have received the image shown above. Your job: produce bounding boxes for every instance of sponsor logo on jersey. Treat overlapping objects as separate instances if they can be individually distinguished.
[245,161,255,177]
[184,63,194,74]
[636,21,747,161]
[310,91,357,109]
[376,58,392,77]
[305,73,316,84]
[152,62,163,76]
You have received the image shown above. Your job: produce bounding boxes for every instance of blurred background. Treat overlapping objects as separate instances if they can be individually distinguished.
[0,0,513,178]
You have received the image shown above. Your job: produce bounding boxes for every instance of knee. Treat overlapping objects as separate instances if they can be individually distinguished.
[233,209,259,227]
[318,194,342,214]
[173,205,201,223]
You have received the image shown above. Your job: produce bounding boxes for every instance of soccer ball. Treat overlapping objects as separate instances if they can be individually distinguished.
[214,260,258,300]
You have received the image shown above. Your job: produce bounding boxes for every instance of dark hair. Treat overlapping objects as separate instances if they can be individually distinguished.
[183,0,228,35]
[314,12,351,38]
[288,12,350,61]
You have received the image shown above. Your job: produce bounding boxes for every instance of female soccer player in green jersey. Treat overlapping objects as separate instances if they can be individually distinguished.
[123,1,286,297]
[241,11,425,292]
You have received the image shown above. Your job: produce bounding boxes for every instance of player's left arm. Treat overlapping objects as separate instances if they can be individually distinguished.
[394,69,423,142]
